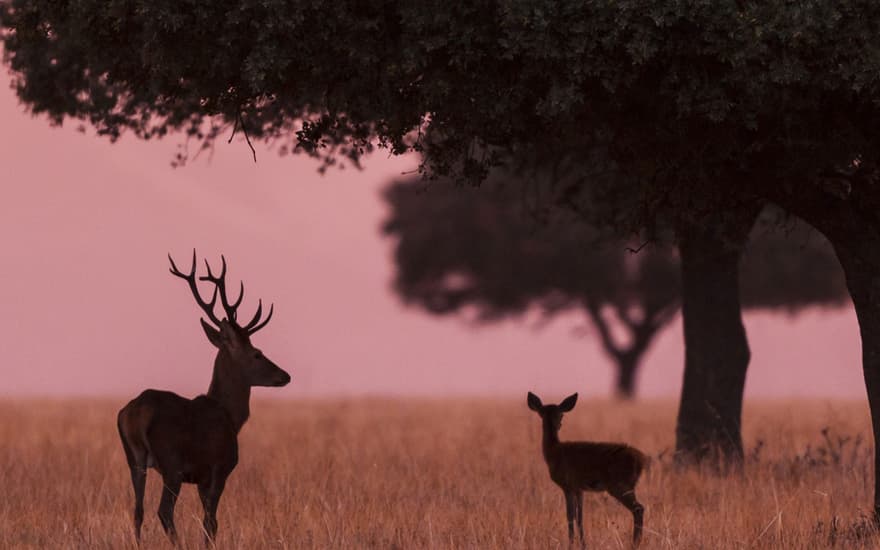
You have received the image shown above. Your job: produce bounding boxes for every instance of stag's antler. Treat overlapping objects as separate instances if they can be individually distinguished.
[168,250,274,334]
[199,255,244,323]
[169,250,223,327]
[242,299,274,335]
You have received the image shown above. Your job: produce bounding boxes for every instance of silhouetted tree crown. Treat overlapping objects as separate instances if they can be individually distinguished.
[5,2,880,221]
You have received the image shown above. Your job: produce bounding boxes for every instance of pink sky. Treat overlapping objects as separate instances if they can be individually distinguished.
[0,72,866,400]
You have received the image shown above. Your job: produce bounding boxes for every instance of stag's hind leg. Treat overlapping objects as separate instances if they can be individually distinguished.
[157,473,182,545]
[117,420,147,542]
[128,466,147,541]
[609,487,644,547]
[198,471,228,546]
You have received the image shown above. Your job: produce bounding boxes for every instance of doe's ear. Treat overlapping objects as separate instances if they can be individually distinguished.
[559,393,578,412]
[200,318,223,348]
[527,392,543,411]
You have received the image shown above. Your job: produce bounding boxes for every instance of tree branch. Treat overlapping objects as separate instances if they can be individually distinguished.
[625,241,649,254]
[584,299,624,361]
[238,111,257,163]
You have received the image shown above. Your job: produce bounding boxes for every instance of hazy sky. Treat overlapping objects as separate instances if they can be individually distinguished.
[0,72,865,400]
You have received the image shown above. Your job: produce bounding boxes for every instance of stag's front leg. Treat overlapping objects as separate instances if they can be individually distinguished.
[157,474,182,545]
[198,474,227,545]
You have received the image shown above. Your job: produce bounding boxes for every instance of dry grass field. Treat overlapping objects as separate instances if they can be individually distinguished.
[0,397,878,549]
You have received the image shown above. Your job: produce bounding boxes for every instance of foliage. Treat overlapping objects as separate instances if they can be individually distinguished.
[6,2,880,223]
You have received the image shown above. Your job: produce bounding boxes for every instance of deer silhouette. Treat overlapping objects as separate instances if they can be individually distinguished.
[117,251,290,545]
[528,392,647,548]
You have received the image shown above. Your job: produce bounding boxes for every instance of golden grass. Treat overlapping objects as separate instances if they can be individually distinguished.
[0,397,877,549]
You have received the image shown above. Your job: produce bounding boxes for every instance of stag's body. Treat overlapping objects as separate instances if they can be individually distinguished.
[119,391,238,485]
[118,252,289,545]
[528,392,646,548]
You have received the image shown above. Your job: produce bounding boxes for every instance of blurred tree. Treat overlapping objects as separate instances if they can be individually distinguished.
[6,0,880,514]
[384,178,847,399]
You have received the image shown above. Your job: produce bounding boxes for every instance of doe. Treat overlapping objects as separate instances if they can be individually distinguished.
[527,392,647,548]
[117,251,291,545]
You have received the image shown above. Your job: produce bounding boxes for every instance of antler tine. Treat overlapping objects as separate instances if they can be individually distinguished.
[199,254,245,323]
[242,299,263,332]
[231,280,245,311]
[244,300,274,335]
[168,250,223,327]
[167,249,196,279]
[214,255,246,311]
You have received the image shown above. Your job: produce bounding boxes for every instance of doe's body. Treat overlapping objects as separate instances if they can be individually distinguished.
[528,392,646,548]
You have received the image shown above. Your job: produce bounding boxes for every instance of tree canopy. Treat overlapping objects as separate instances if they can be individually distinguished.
[5,2,880,213]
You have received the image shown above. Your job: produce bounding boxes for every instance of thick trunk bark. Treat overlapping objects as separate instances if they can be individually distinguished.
[833,237,880,522]
[675,207,759,465]
[755,172,880,520]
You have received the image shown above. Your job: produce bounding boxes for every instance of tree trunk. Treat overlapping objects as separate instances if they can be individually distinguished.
[675,206,759,465]
[756,172,880,521]
[833,237,880,521]
[746,162,880,521]
[615,353,639,400]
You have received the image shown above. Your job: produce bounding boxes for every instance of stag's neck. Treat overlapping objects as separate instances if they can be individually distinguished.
[206,351,251,434]
[541,420,561,459]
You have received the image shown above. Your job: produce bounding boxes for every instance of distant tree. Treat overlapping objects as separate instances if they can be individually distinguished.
[384,177,848,398]
[384,177,677,398]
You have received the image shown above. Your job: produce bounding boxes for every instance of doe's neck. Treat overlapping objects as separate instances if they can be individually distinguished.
[541,418,561,456]
[206,350,251,434]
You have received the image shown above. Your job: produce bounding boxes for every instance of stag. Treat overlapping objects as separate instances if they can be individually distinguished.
[117,251,290,545]
[528,392,647,548]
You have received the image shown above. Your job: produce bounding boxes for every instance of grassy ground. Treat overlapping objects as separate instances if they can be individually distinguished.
[0,397,877,549]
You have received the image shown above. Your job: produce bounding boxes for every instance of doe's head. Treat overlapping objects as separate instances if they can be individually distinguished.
[170,250,291,388]
[527,392,578,430]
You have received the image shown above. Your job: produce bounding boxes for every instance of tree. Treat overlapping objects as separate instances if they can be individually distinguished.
[383,176,678,399]
[6,0,880,517]
[383,176,847,398]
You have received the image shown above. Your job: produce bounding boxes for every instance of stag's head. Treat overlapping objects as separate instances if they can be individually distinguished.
[527,392,578,431]
[169,251,291,388]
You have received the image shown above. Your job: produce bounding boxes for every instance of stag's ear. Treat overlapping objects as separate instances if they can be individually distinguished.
[559,393,578,412]
[200,318,224,348]
[527,392,543,411]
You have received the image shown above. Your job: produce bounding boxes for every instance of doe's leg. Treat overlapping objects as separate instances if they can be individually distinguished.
[609,487,644,547]
[564,490,576,544]
[575,490,585,548]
